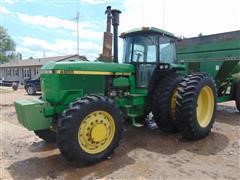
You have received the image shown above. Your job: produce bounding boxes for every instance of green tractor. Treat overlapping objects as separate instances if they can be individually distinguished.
[14,7,240,164]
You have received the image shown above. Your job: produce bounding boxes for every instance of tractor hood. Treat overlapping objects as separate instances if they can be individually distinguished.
[41,61,135,75]
[39,61,135,106]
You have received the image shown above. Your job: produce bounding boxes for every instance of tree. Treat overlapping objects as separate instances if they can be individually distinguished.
[0,26,16,63]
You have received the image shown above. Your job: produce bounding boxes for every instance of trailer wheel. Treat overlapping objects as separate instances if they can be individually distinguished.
[57,95,123,164]
[152,73,184,132]
[176,73,217,140]
[34,129,56,143]
[235,81,240,112]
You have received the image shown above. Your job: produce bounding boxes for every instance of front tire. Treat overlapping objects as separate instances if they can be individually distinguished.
[176,73,217,140]
[34,129,56,143]
[26,85,36,95]
[57,95,123,164]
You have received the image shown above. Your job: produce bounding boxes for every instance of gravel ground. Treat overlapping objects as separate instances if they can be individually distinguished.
[0,88,239,180]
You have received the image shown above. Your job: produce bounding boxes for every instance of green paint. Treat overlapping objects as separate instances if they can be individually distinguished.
[113,77,130,87]
[217,95,231,103]
[14,99,52,130]
[177,31,240,101]
[120,27,176,38]
[41,73,105,113]
[41,61,134,73]
[231,62,240,80]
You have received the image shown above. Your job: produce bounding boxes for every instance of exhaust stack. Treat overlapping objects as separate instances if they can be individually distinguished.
[102,6,113,61]
[102,6,121,63]
[111,9,121,63]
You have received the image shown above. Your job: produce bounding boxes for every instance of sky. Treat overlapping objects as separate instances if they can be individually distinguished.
[0,0,240,60]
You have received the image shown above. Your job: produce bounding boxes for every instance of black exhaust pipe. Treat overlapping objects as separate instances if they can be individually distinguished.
[111,9,121,63]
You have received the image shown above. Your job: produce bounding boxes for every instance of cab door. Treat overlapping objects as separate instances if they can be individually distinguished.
[131,36,159,88]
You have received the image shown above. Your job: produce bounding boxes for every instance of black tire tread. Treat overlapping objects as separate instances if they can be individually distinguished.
[27,85,36,95]
[176,73,217,140]
[34,129,56,143]
[152,73,184,132]
[57,95,123,164]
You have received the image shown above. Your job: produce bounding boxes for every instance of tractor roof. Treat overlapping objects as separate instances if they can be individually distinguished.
[120,27,176,38]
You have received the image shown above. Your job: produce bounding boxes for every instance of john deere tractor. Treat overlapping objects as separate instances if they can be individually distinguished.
[14,7,240,164]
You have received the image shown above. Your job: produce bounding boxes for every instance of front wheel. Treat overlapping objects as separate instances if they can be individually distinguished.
[176,73,217,140]
[57,95,123,164]
[34,129,56,143]
[26,85,36,95]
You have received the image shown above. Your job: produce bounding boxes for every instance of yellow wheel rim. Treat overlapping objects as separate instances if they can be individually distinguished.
[78,111,115,154]
[196,86,214,127]
[171,89,178,120]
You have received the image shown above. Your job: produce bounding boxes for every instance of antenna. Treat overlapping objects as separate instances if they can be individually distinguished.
[71,12,81,55]
[142,1,144,26]
[162,0,165,30]
[76,11,80,55]
[71,10,82,55]
[75,1,81,55]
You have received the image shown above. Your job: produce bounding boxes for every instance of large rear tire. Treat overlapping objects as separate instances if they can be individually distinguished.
[176,73,217,140]
[57,95,123,164]
[152,73,184,132]
[34,129,56,143]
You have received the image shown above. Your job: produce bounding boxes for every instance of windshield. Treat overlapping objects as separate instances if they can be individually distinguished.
[123,35,158,63]
[122,34,176,63]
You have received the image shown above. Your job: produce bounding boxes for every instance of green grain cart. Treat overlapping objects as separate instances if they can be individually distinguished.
[14,7,240,164]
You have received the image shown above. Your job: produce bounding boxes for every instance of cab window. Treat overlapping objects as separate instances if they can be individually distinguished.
[123,35,158,63]
[159,37,177,63]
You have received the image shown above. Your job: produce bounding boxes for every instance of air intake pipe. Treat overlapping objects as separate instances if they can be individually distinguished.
[111,9,121,63]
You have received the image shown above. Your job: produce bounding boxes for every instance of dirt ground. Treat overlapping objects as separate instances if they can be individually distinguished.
[0,88,239,180]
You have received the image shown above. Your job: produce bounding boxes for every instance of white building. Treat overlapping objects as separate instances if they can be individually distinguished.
[0,54,86,84]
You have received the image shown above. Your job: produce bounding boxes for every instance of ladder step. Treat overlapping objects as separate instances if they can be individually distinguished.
[123,105,132,108]
[128,113,139,117]
[129,93,145,97]
[133,123,144,127]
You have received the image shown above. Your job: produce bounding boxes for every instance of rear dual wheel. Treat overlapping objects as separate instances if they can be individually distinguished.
[57,95,123,164]
[152,73,184,132]
[176,73,217,140]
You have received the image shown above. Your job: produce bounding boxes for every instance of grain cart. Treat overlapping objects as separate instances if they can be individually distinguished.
[14,7,240,164]
[176,32,240,112]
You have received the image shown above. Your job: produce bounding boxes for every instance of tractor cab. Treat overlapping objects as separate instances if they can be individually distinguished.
[120,27,178,88]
